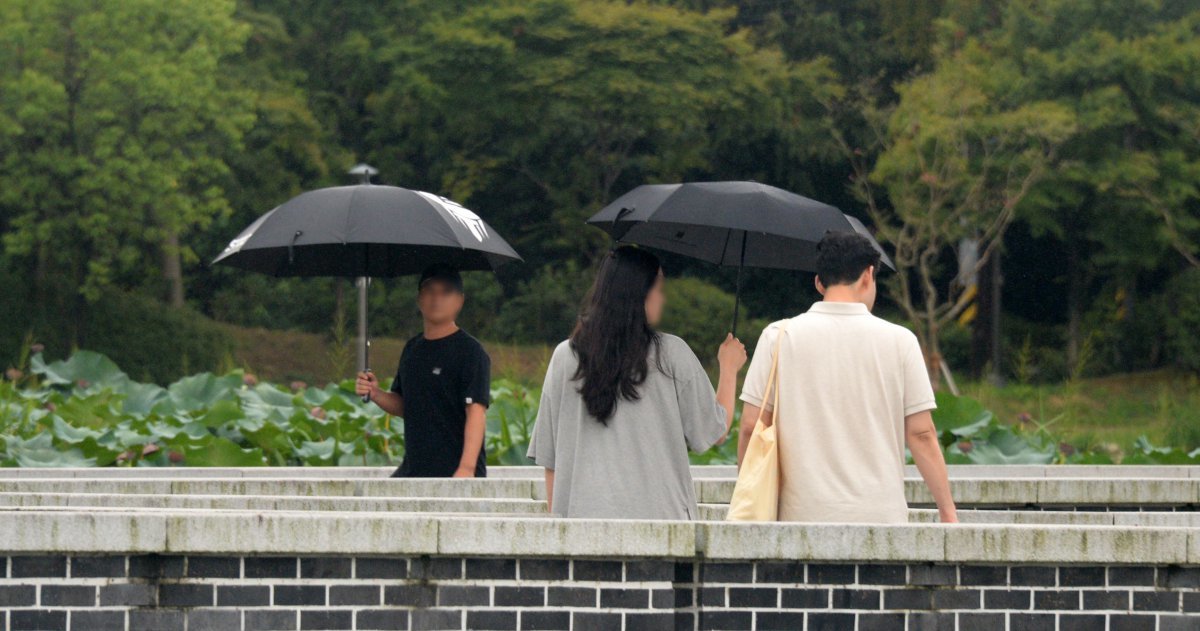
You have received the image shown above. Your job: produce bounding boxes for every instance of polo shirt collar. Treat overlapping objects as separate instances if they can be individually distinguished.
[807,301,870,316]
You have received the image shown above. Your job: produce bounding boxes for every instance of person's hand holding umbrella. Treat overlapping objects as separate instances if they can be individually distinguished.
[356,367,402,409]
[355,370,384,404]
[716,332,749,438]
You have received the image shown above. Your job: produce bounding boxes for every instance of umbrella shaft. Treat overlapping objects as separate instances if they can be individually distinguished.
[732,264,741,336]
[357,277,370,372]
[732,231,747,336]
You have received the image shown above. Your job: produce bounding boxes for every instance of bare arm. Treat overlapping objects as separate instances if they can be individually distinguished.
[736,403,773,467]
[454,403,487,477]
[544,468,555,513]
[713,365,739,445]
[905,410,957,523]
[714,333,747,445]
[356,372,403,417]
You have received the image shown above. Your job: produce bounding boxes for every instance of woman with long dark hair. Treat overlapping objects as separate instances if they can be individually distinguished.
[527,246,746,519]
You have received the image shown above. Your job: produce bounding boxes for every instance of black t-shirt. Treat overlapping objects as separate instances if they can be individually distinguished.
[390,329,490,478]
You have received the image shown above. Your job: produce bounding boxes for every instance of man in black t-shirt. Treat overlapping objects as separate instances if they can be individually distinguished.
[355,264,490,477]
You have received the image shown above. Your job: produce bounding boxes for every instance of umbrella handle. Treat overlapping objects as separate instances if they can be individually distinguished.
[361,367,372,404]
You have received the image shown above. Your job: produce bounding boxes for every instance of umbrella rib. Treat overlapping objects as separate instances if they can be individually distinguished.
[344,185,366,247]
[618,184,686,236]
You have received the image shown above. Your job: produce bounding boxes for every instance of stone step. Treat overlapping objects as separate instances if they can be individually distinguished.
[5,493,1200,527]
[701,477,1200,507]
[0,477,542,499]
[0,464,1196,478]
[696,504,1200,527]
[0,492,545,514]
[0,477,1195,507]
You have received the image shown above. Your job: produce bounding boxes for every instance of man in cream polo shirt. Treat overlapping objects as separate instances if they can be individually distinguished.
[737,232,957,524]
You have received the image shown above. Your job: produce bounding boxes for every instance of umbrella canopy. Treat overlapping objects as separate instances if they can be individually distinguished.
[587,181,894,271]
[213,185,521,276]
[844,214,896,270]
[587,181,894,333]
[213,169,521,400]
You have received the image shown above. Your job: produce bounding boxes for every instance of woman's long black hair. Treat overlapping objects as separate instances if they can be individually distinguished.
[570,245,664,424]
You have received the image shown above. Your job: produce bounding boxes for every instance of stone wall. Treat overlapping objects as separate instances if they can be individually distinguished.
[0,466,1196,631]
[2,554,1199,630]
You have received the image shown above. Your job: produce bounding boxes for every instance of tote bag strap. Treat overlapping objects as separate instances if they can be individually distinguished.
[754,322,786,428]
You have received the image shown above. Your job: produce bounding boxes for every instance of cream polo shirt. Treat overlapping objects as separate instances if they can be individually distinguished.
[740,301,936,523]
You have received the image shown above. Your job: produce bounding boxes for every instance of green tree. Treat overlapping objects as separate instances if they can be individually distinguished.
[189,3,348,324]
[366,0,833,268]
[973,0,1200,369]
[0,0,254,332]
[831,33,1075,384]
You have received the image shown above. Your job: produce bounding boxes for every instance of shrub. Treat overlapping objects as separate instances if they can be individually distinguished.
[660,276,767,367]
[209,275,340,333]
[0,267,233,385]
[83,290,235,383]
[493,262,591,344]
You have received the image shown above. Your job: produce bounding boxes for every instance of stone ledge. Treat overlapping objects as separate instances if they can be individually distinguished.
[697,522,947,561]
[3,509,1198,564]
[698,522,1195,564]
[942,525,1193,564]
[437,517,695,557]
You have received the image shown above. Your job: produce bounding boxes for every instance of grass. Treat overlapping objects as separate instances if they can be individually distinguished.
[963,369,1200,453]
[223,323,554,387]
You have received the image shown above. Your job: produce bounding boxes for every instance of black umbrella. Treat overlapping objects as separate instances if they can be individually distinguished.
[586,181,894,333]
[213,164,521,396]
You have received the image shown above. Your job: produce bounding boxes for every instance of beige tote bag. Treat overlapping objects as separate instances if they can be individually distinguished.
[725,328,784,522]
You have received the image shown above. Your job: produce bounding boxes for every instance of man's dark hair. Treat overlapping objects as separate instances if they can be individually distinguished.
[816,231,881,287]
[418,263,464,293]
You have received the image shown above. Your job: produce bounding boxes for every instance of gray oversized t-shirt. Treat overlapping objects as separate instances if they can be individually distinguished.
[527,333,727,520]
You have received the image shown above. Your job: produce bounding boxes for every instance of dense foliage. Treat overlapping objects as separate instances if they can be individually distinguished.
[0,0,1198,385]
[3,351,1196,468]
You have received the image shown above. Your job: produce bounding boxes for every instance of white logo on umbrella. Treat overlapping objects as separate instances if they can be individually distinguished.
[417,191,488,242]
[223,234,250,253]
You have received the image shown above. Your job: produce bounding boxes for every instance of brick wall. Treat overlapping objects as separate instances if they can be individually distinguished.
[2,555,1198,631]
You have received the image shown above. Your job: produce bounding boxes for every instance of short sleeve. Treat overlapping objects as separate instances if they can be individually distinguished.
[390,346,407,396]
[462,343,491,407]
[902,333,936,416]
[739,322,781,410]
[665,337,727,452]
[527,344,565,469]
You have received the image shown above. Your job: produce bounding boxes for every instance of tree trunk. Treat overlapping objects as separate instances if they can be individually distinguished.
[925,318,943,388]
[970,254,993,378]
[163,230,184,308]
[1066,238,1081,370]
[988,247,1003,385]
